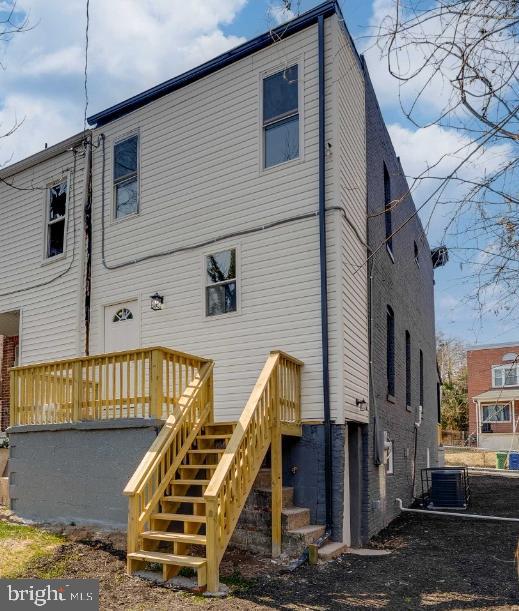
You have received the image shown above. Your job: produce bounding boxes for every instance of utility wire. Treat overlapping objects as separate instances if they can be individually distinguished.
[83,0,90,133]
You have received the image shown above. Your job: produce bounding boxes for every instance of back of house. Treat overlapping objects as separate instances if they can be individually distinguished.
[0,0,441,588]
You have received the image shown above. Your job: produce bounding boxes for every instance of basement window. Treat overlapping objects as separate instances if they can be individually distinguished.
[114,135,139,218]
[206,249,237,316]
[263,65,299,168]
[45,179,68,258]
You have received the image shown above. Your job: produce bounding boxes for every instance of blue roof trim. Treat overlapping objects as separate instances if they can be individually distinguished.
[87,1,338,127]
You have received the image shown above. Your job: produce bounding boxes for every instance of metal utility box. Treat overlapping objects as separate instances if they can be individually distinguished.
[421,467,469,509]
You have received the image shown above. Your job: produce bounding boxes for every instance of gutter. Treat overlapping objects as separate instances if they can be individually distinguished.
[317,13,333,534]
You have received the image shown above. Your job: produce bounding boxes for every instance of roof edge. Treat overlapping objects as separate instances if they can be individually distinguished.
[0,131,88,181]
[467,342,519,352]
[88,1,338,127]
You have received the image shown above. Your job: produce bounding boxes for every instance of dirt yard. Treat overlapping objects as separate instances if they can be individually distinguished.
[445,447,498,469]
[3,474,519,610]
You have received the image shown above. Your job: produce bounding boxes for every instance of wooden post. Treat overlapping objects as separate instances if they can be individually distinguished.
[205,497,219,593]
[150,349,164,419]
[127,495,139,574]
[271,362,282,558]
[9,369,15,427]
[72,361,82,422]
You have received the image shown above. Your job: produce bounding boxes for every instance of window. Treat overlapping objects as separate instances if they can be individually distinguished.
[419,349,424,406]
[45,180,68,258]
[405,331,411,408]
[383,163,393,256]
[263,65,299,168]
[385,432,394,475]
[206,249,237,316]
[482,404,511,423]
[112,308,134,322]
[386,306,395,398]
[493,364,518,387]
[114,135,139,218]
[414,241,419,267]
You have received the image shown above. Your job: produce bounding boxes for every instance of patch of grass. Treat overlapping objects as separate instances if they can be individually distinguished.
[0,521,64,578]
[221,569,253,592]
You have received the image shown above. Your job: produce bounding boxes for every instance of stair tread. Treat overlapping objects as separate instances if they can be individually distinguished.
[189,449,225,454]
[180,464,217,469]
[197,434,232,440]
[128,551,206,568]
[163,495,205,503]
[141,531,207,544]
[287,524,325,535]
[282,507,310,515]
[151,512,206,522]
[171,479,211,485]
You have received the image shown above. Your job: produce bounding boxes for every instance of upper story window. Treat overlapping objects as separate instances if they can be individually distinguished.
[493,364,518,387]
[383,163,393,258]
[114,135,139,219]
[386,305,395,398]
[263,65,299,168]
[46,179,68,258]
[206,249,237,317]
[414,241,419,267]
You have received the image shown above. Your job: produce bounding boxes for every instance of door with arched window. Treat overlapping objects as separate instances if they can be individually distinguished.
[104,300,139,353]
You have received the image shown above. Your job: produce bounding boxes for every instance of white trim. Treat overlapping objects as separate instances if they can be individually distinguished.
[258,57,305,175]
[111,129,141,223]
[42,173,70,263]
[202,244,241,320]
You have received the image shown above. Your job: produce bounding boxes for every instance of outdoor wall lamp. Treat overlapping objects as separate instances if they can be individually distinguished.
[150,293,164,311]
[356,398,368,411]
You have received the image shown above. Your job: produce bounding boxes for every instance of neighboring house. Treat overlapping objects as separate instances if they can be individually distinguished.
[1,1,443,589]
[468,343,519,450]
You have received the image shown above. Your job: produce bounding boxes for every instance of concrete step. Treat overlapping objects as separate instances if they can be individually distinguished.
[253,468,272,489]
[317,542,348,561]
[286,524,326,545]
[282,507,310,530]
[248,486,294,509]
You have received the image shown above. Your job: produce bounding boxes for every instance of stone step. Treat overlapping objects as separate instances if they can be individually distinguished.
[282,507,310,530]
[317,542,348,561]
[286,524,326,545]
[247,486,294,509]
[253,468,272,489]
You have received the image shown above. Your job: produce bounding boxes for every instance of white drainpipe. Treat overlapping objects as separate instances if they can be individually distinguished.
[396,498,519,523]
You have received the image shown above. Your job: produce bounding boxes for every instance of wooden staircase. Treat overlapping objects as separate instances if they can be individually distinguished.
[124,351,303,593]
[127,422,236,587]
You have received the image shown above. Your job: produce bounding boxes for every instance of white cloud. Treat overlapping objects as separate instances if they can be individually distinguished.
[0,0,248,163]
[268,3,295,26]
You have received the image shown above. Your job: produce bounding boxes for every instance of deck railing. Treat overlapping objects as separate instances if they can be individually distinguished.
[10,347,210,426]
[204,351,302,592]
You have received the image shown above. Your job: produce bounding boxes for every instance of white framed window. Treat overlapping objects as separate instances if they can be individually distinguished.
[45,179,68,259]
[262,64,299,169]
[205,249,237,317]
[112,308,134,322]
[492,364,518,387]
[113,134,139,219]
[482,403,511,423]
[385,439,394,475]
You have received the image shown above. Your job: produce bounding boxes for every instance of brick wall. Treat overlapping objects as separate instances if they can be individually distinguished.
[0,335,19,430]
[363,59,439,540]
[467,345,519,436]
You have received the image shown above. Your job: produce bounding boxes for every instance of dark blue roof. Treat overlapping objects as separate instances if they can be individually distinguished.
[87,1,340,127]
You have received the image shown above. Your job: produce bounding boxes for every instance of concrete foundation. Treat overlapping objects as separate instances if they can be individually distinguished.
[8,419,162,528]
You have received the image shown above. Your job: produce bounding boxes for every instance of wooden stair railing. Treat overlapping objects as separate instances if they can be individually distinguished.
[204,351,302,592]
[124,361,214,571]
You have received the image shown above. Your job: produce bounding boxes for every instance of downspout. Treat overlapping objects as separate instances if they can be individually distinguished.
[318,14,333,534]
[83,135,93,356]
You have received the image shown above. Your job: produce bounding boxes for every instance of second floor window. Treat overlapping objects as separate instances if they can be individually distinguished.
[114,135,139,218]
[46,180,67,258]
[263,65,299,168]
[419,349,424,406]
[384,163,393,256]
[493,364,518,387]
[206,249,237,316]
[387,305,395,398]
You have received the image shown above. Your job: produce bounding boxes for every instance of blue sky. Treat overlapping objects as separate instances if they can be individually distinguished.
[0,0,515,347]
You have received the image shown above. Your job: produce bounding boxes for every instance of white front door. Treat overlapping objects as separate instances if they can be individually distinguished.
[104,300,139,352]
